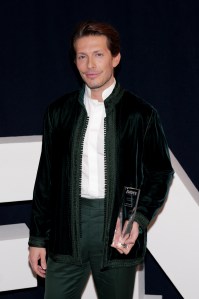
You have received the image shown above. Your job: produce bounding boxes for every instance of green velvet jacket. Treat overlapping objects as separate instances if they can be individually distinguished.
[29,83,174,269]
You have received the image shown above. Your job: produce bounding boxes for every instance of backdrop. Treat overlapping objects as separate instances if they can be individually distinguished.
[0,0,198,298]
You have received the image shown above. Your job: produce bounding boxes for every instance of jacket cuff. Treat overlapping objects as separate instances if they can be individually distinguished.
[134,212,149,230]
[28,236,48,248]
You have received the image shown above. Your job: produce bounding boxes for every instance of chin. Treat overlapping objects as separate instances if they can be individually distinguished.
[86,83,101,90]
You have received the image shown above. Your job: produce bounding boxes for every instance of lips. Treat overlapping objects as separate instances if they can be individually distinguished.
[84,72,100,79]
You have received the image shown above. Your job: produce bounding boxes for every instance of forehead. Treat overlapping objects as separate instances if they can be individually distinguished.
[74,35,109,53]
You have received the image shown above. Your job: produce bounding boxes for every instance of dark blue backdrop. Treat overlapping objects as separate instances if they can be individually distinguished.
[0,0,198,298]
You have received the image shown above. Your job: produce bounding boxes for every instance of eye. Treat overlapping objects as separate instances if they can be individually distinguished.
[77,54,86,60]
[96,52,103,57]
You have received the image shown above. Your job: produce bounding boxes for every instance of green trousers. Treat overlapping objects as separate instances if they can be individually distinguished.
[44,198,136,299]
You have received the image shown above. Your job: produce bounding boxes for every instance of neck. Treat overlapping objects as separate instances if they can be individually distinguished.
[90,90,103,102]
[89,77,115,102]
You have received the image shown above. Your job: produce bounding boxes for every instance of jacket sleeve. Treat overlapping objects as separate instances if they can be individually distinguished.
[28,108,53,248]
[134,109,174,229]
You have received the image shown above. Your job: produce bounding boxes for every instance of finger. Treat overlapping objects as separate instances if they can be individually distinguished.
[29,257,38,272]
[40,254,47,271]
[31,265,43,277]
[111,240,124,254]
[115,239,137,255]
[125,237,137,245]
[114,241,129,253]
[114,242,123,254]
[111,245,123,254]
[115,247,124,254]
[31,264,46,278]
[120,243,134,255]
[124,231,139,244]
[29,258,46,278]
[123,222,139,244]
[38,266,46,278]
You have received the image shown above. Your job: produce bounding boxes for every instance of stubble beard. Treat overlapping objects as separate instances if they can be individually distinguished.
[85,73,114,91]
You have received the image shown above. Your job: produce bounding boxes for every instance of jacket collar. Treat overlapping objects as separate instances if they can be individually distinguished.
[78,82,125,114]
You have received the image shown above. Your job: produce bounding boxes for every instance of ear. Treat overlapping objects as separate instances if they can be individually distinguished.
[112,53,121,68]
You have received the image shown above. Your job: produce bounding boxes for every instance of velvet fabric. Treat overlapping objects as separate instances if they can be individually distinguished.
[29,83,174,269]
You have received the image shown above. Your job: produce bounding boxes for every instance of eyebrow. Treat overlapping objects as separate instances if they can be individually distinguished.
[76,49,104,55]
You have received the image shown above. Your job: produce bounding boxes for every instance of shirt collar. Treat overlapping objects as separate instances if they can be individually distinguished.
[84,79,116,101]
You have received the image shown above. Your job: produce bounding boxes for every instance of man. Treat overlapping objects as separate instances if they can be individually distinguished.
[29,21,174,299]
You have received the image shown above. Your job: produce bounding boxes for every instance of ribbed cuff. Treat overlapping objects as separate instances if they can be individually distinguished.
[134,212,149,230]
[28,236,48,248]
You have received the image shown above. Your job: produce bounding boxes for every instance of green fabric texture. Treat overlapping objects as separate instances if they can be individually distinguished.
[29,83,174,269]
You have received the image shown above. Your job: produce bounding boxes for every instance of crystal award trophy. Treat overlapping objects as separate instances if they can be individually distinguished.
[119,186,140,237]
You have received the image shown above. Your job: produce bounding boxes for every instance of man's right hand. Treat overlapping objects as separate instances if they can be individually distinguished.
[28,247,47,278]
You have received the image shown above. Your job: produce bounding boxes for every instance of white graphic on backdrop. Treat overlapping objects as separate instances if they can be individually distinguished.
[0,136,198,298]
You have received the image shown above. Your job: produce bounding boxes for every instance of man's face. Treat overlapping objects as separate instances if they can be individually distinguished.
[74,35,120,94]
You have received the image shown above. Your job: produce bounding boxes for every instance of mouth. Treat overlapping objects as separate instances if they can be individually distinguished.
[84,72,100,79]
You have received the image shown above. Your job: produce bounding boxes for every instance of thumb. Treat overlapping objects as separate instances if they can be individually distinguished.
[40,252,47,270]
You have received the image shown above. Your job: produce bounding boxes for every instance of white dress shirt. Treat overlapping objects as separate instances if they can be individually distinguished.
[81,80,116,198]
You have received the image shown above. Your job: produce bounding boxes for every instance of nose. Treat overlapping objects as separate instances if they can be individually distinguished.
[87,56,96,68]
